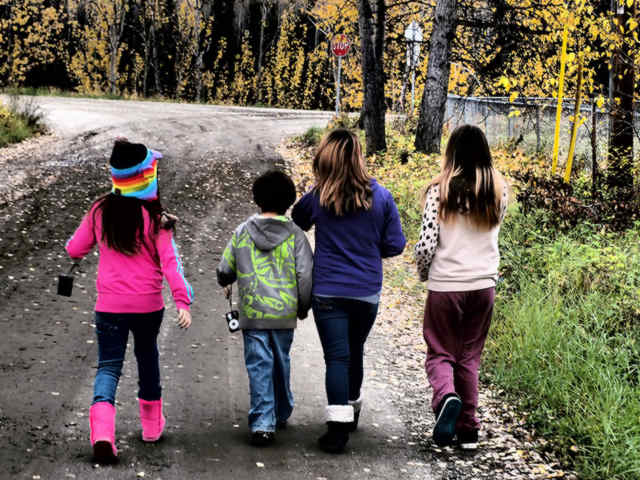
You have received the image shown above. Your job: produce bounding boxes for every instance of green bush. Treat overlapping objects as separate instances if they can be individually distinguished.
[0,106,33,147]
[0,97,46,148]
[372,152,438,243]
[296,126,324,147]
[327,113,360,130]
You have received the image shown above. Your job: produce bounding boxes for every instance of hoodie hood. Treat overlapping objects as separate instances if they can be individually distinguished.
[246,214,296,251]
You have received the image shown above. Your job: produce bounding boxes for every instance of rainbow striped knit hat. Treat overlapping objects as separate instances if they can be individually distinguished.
[110,141,162,201]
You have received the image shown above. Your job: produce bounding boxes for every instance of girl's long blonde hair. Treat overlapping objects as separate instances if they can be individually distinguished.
[425,124,505,229]
[313,129,372,216]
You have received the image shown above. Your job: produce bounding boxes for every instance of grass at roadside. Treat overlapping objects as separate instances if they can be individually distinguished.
[2,86,126,101]
[490,212,640,480]
[291,122,640,480]
[0,97,46,148]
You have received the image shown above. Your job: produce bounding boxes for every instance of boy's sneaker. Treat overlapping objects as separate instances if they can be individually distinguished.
[250,431,275,447]
[432,393,462,446]
[456,429,479,450]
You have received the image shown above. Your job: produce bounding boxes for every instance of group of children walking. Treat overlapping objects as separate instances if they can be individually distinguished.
[66,124,507,463]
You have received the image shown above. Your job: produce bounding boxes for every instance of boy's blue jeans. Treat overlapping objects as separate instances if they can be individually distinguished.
[242,329,294,433]
[93,309,164,405]
[312,296,379,405]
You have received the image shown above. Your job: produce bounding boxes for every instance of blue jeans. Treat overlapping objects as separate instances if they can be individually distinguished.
[312,296,379,405]
[93,309,164,405]
[242,329,294,432]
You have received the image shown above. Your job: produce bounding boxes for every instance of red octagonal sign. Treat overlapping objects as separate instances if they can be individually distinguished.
[331,34,351,57]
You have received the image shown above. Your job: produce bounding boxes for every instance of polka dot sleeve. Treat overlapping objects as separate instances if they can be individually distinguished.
[414,185,440,282]
[499,187,508,223]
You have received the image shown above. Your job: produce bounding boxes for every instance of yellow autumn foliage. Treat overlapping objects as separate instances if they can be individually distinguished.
[0,0,637,112]
[0,0,65,85]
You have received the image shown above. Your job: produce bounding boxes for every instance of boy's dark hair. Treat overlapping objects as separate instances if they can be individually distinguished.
[252,170,296,215]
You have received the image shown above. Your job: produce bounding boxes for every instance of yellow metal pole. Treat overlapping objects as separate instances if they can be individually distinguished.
[564,56,584,183]
[551,21,570,175]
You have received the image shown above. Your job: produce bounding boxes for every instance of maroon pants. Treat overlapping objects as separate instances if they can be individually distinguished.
[423,287,495,431]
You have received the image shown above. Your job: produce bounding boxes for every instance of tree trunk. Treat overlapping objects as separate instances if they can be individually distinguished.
[151,18,161,95]
[195,52,204,102]
[358,0,386,156]
[193,1,214,102]
[257,3,268,74]
[255,1,269,100]
[64,0,72,42]
[608,0,636,192]
[143,42,149,97]
[108,0,127,96]
[109,49,118,95]
[415,0,458,154]
[150,0,162,96]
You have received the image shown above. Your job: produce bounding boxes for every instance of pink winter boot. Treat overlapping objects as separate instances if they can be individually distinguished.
[89,402,118,462]
[139,398,166,442]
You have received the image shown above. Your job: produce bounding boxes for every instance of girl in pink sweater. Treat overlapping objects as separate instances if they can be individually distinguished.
[66,139,193,463]
[415,125,507,451]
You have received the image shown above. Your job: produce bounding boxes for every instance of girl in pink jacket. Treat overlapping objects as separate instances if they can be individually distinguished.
[66,139,194,463]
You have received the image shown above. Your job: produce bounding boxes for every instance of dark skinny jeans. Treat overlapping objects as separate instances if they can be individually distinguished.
[312,296,378,405]
[93,309,164,405]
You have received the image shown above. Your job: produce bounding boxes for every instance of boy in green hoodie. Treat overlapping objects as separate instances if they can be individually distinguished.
[217,170,313,446]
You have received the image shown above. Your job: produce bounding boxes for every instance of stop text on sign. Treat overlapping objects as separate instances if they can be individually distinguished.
[331,34,351,57]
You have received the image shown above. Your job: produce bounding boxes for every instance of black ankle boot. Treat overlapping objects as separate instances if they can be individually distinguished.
[318,422,349,453]
[347,408,360,432]
[347,397,362,432]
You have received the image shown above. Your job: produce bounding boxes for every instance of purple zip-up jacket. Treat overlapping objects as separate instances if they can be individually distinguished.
[292,179,406,298]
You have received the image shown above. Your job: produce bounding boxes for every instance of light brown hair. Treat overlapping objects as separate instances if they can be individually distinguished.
[313,129,372,216]
[425,124,506,229]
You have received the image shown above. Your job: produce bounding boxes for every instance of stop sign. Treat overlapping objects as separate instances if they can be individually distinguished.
[331,34,351,57]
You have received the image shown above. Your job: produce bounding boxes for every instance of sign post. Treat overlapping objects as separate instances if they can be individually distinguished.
[404,21,423,112]
[331,34,351,115]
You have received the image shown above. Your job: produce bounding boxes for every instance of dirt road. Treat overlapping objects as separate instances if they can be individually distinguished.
[0,97,434,480]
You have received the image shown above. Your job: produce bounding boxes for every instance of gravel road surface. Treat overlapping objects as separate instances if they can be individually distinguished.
[0,97,435,480]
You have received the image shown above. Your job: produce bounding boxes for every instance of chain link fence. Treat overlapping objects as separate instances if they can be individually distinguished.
[444,95,640,172]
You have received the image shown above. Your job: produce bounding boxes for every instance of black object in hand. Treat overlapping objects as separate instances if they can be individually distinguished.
[57,263,79,297]
[226,310,240,333]
[225,287,240,332]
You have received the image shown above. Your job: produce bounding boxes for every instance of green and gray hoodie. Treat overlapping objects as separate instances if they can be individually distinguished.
[216,214,313,330]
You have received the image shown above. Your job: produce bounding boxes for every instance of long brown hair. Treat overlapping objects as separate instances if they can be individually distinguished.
[313,129,372,216]
[426,124,505,229]
[92,194,164,255]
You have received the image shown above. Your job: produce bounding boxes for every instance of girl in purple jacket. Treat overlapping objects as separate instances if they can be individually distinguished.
[292,129,406,453]
[66,139,193,463]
